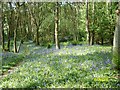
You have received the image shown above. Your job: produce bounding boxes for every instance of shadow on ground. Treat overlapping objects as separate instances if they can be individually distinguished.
[21,50,119,88]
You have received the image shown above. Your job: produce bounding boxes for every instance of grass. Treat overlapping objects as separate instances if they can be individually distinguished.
[1,43,26,74]
[0,43,119,88]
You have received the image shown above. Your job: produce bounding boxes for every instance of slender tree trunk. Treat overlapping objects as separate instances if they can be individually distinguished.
[90,31,95,45]
[72,3,77,42]
[2,3,4,50]
[101,37,104,45]
[7,28,10,51]
[20,17,23,44]
[86,0,90,45]
[14,3,20,53]
[109,1,114,45]
[28,15,32,40]
[55,2,60,49]
[36,27,39,45]
[7,2,14,51]
[14,28,17,53]
[0,3,2,46]
[23,3,27,41]
[0,26,1,45]
[14,26,17,53]
[112,2,120,70]
[8,3,14,38]
[92,32,95,45]
[17,40,22,53]
[90,1,95,45]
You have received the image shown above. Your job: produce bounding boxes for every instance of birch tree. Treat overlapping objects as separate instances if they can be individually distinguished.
[55,2,60,49]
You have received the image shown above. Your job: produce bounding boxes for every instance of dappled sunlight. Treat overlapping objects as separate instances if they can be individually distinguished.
[52,45,112,56]
[1,1,119,88]
[1,44,119,88]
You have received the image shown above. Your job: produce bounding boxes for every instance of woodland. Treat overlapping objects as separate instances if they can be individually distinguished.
[0,1,120,88]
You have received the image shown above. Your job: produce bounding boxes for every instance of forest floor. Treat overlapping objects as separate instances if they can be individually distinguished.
[0,42,120,88]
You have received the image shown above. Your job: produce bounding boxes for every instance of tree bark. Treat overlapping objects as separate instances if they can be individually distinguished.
[113,1,120,70]
[28,3,41,45]
[36,27,39,45]
[14,2,20,53]
[108,1,114,45]
[28,14,32,40]
[55,2,60,49]
[0,3,1,45]
[7,2,14,51]
[90,31,95,45]
[1,3,4,50]
[23,3,27,41]
[101,37,104,45]
[14,28,17,53]
[7,26,10,51]
[14,26,17,53]
[90,1,95,45]
[86,0,90,45]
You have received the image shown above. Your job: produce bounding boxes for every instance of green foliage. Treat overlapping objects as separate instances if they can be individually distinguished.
[2,2,117,47]
[71,41,83,46]
[0,44,119,88]
[47,43,52,49]
[1,2,119,88]
[62,42,70,46]
[2,52,25,74]
[71,41,79,45]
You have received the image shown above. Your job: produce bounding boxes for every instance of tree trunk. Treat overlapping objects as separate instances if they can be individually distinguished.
[107,1,113,45]
[7,2,14,51]
[90,31,95,45]
[17,40,22,53]
[14,27,17,53]
[71,3,77,42]
[101,37,104,45]
[90,1,95,45]
[112,2,120,70]
[55,2,60,49]
[2,4,4,50]
[14,3,20,53]
[36,27,39,45]
[86,0,90,45]
[0,3,2,45]
[9,4,14,38]
[7,28,10,51]
[28,15,32,40]
[23,3,27,41]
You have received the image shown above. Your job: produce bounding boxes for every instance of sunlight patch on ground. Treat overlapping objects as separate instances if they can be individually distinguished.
[0,44,118,88]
